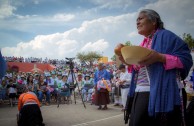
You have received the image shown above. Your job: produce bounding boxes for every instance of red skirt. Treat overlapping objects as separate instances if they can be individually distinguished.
[94,89,110,105]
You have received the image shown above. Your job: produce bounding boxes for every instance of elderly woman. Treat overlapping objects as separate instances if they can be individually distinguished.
[94,63,110,110]
[82,74,94,102]
[119,9,193,126]
[57,75,71,104]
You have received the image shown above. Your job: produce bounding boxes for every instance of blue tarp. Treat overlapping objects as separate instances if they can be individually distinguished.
[0,50,7,79]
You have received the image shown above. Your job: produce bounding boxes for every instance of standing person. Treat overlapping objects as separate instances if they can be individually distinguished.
[17,89,44,126]
[7,79,17,107]
[119,9,193,126]
[94,63,110,110]
[112,70,122,107]
[116,64,131,111]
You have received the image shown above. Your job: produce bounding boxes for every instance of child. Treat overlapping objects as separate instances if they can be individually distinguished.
[7,79,17,107]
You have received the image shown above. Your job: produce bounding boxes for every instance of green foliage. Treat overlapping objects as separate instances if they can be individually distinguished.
[111,55,116,61]
[125,41,132,46]
[183,33,194,50]
[76,51,102,67]
[111,41,132,61]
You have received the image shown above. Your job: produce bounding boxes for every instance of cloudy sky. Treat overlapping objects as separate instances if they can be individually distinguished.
[1,0,194,61]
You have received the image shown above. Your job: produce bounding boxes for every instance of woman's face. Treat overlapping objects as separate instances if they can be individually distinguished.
[121,68,125,73]
[40,75,44,82]
[85,76,89,80]
[136,12,156,37]
[63,76,67,81]
[29,76,33,81]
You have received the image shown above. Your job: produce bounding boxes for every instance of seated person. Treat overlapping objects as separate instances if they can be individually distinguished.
[57,75,71,103]
[45,74,54,93]
[82,74,94,102]
[37,75,50,106]
[75,73,84,95]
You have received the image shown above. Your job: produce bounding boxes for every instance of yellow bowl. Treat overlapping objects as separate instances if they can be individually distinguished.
[121,46,152,65]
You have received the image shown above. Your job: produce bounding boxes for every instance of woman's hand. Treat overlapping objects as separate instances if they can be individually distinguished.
[138,50,166,66]
[119,81,124,85]
[118,55,131,66]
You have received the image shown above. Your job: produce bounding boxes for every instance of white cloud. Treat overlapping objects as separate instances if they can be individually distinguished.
[0,13,75,34]
[186,19,194,27]
[80,39,109,52]
[88,0,133,9]
[13,13,75,22]
[33,0,39,4]
[2,0,194,61]
[53,13,75,22]
[2,12,138,60]
[0,1,16,19]
[2,33,79,59]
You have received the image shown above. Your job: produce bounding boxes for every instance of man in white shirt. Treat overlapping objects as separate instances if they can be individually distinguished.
[116,64,132,111]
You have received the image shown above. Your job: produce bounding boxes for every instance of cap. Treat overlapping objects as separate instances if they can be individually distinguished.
[21,75,25,78]
[85,74,90,77]
[62,74,68,77]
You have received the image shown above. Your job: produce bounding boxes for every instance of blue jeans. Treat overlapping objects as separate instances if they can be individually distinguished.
[38,91,50,103]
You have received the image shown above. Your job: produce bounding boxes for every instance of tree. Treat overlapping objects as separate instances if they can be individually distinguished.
[87,51,102,67]
[76,51,102,67]
[111,41,132,61]
[76,52,87,63]
[183,33,194,50]
[111,55,116,62]
[125,41,132,46]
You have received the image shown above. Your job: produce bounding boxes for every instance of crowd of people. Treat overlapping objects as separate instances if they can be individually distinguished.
[3,56,66,65]
[0,58,137,110]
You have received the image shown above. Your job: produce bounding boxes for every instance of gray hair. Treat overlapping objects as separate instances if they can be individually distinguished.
[140,9,164,29]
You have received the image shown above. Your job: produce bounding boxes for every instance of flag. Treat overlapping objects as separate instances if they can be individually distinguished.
[0,50,7,79]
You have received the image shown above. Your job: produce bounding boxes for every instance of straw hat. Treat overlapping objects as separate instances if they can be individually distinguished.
[77,73,82,76]
[121,46,152,65]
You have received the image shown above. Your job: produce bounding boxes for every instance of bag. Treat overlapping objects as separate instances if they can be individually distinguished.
[124,96,134,124]
[120,85,130,89]
[98,88,108,93]
[69,83,76,89]
[186,96,194,126]
[83,84,94,89]
[61,88,69,92]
